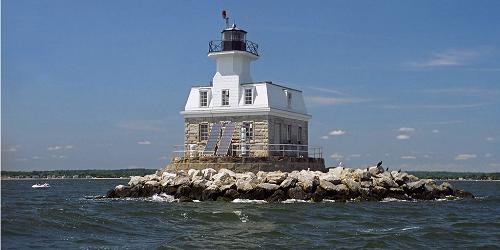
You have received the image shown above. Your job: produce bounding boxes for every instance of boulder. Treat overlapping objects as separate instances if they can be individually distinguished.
[201,168,217,180]
[437,182,453,196]
[176,185,191,198]
[223,189,240,200]
[353,169,371,181]
[345,179,361,193]
[256,171,268,181]
[372,186,387,199]
[172,175,191,187]
[257,183,280,192]
[236,178,257,192]
[331,184,350,199]
[144,180,160,187]
[319,180,336,192]
[144,174,160,182]
[319,174,342,185]
[454,189,474,199]
[297,170,320,193]
[220,183,236,192]
[211,172,234,186]
[267,189,287,202]
[372,172,398,188]
[287,186,307,200]
[368,165,384,176]
[328,167,344,178]
[202,185,221,201]
[280,177,297,189]
[265,171,288,185]
[188,169,201,180]
[218,168,236,178]
[128,176,145,186]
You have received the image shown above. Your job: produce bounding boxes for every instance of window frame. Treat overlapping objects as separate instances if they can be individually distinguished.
[242,121,254,141]
[222,89,230,106]
[244,88,253,105]
[199,123,209,142]
[199,90,208,107]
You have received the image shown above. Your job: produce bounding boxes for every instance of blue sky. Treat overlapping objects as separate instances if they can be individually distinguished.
[2,0,500,171]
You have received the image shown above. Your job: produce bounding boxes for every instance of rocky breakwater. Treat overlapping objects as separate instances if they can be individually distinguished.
[105,165,474,202]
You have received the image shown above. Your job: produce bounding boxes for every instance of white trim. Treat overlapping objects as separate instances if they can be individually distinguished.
[181,107,311,121]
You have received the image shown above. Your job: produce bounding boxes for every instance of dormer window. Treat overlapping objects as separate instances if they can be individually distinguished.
[200,90,208,107]
[222,89,230,106]
[244,88,253,105]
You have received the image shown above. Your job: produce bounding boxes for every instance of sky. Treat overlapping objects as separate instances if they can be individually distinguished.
[2,0,500,172]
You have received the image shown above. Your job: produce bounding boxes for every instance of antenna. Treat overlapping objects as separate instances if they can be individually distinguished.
[221,10,229,28]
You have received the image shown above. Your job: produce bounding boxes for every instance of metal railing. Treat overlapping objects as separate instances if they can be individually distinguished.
[172,143,322,159]
[208,40,259,56]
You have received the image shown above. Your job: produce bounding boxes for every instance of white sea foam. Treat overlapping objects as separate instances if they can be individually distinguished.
[401,226,420,231]
[323,199,336,203]
[149,193,176,203]
[233,210,249,223]
[232,199,267,204]
[381,198,412,202]
[282,199,309,203]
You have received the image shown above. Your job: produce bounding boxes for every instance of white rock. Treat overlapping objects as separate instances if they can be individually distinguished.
[201,168,217,180]
[218,168,236,178]
[128,176,145,186]
[319,180,335,192]
[265,171,288,185]
[280,177,297,189]
[236,178,257,192]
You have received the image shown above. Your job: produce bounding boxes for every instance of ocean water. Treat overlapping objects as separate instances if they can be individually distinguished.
[1,179,499,249]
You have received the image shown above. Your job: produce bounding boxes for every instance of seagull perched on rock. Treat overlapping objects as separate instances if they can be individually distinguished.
[386,167,389,171]
[377,161,383,168]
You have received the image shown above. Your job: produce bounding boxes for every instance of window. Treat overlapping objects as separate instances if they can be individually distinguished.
[244,88,253,105]
[298,127,302,144]
[287,125,292,143]
[242,122,253,140]
[287,91,292,108]
[199,123,209,141]
[222,89,230,106]
[200,91,208,107]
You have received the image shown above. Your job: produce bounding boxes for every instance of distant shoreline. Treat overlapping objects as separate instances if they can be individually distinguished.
[1,177,130,181]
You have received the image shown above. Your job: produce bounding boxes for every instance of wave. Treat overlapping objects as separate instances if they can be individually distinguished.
[231,199,267,204]
[148,193,177,203]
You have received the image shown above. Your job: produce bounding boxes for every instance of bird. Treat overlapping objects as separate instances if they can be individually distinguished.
[386,167,389,171]
[377,161,383,167]
[398,169,401,173]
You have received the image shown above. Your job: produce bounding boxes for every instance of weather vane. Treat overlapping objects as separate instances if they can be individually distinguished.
[221,10,229,28]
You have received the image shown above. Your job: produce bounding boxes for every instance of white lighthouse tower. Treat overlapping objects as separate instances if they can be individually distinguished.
[173,13,324,172]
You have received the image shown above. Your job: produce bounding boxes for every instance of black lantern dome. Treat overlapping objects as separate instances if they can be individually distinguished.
[209,24,259,56]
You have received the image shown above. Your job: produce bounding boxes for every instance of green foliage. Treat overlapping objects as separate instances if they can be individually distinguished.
[1,169,158,178]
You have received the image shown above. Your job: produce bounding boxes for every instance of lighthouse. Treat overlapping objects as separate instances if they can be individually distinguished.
[173,12,324,172]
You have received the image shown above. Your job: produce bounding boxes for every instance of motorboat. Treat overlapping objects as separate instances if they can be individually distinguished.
[32,183,50,188]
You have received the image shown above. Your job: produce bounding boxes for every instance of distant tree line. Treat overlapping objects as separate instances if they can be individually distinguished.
[1,168,158,178]
[408,171,500,180]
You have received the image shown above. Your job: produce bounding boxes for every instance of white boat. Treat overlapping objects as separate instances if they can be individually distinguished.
[32,183,50,188]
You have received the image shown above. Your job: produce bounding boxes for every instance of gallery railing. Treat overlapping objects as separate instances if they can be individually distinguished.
[172,143,322,159]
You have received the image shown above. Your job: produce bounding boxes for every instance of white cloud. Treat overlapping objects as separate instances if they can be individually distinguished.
[308,87,348,96]
[330,153,344,160]
[485,137,494,141]
[396,134,410,140]
[48,145,74,151]
[306,96,369,106]
[401,155,417,159]
[320,135,329,140]
[455,154,477,161]
[409,49,479,68]
[484,153,492,158]
[137,140,151,145]
[432,129,440,133]
[51,155,67,159]
[399,127,415,132]
[349,154,362,158]
[329,130,346,136]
